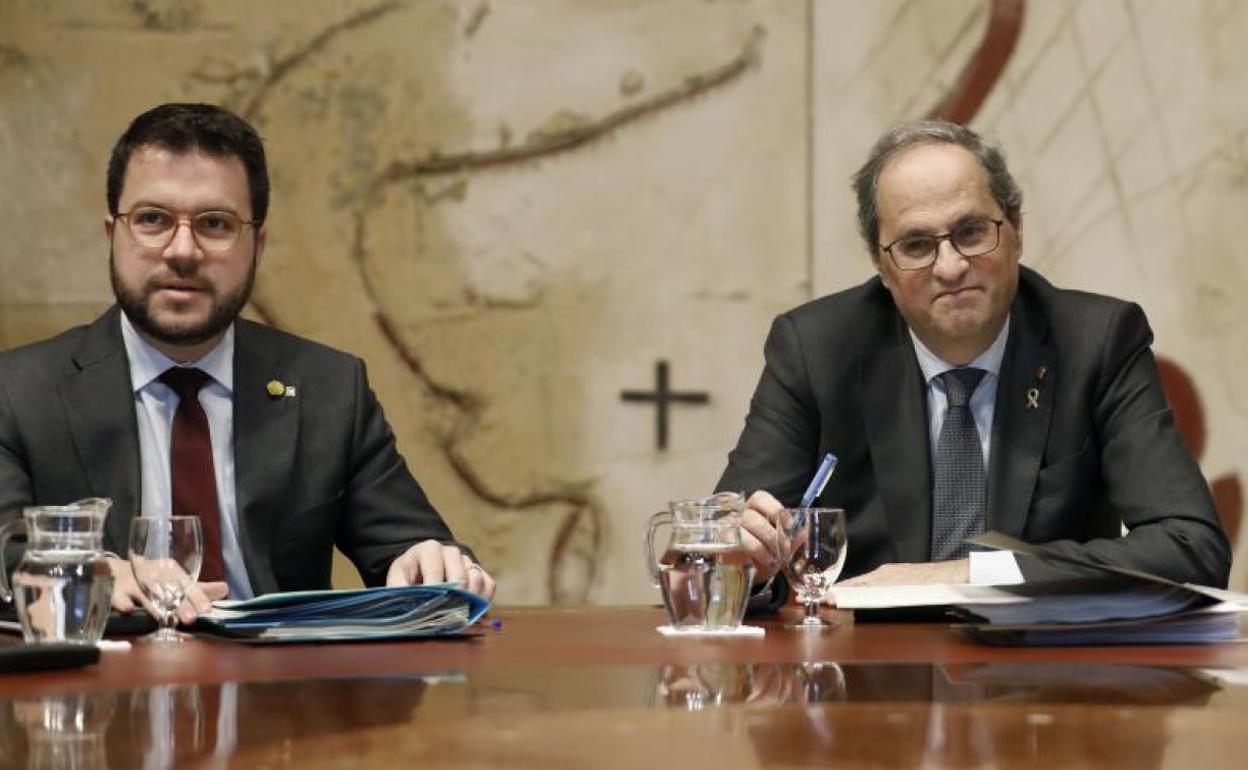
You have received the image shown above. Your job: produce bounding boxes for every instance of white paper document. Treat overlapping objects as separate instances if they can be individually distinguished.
[830,533,1248,645]
[832,583,1028,610]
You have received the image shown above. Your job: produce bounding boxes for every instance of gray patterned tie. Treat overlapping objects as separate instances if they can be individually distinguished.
[930,367,988,561]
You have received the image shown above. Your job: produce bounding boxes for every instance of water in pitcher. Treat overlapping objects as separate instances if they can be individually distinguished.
[14,551,113,644]
[656,542,755,629]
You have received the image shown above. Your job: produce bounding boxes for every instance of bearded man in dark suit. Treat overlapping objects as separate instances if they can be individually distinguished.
[0,103,494,622]
[719,120,1229,607]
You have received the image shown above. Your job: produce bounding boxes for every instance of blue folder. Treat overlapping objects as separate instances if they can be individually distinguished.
[193,585,490,643]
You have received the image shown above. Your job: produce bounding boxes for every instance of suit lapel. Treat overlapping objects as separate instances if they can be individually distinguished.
[861,317,933,563]
[232,321,299,596]
[61,308,143,551]
[988,295,1055,538]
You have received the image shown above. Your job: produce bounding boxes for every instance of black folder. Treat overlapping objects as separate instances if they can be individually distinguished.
[0,603,157,637]
[0,642,100,673]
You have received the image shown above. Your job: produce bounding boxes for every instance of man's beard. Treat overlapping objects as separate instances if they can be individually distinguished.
[110,246,257,349]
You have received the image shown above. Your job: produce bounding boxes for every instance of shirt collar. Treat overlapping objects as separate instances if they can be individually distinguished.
[909,316,1010,386]
[119,312,235,394]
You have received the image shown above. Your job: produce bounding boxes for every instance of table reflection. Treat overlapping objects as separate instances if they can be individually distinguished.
[0,678,428,768]
[654,661,847,710]
[4,692,115,770]
[0,661,1230,767]
[741,663,1222,770]
[651,660,1221,709]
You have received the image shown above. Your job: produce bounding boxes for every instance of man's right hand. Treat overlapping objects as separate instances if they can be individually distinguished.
[740,490,789,585]
[107,557,228,624]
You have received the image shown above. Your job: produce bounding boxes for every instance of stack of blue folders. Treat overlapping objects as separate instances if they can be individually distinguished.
[193,585,490,643]
[957,533,1248,646]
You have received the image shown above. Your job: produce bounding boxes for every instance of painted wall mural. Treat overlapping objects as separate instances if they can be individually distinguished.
[2,0,1246,601]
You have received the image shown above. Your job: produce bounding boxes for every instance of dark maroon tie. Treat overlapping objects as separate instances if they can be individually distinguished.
[159,367,225,582]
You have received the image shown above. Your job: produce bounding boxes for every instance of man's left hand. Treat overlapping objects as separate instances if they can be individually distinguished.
[386,539,496,600]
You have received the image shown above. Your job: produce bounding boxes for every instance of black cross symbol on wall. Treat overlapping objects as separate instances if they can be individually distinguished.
[620,360,710,450]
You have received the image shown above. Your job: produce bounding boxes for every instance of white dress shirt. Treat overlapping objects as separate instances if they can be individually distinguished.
[120,313,254,599]
[908,320,1024,585]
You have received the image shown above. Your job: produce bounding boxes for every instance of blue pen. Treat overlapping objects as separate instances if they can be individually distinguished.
[799,453,838,507]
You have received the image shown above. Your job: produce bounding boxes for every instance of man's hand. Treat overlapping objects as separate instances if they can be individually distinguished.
[386,539,496,600]
[740,490,791,585]
[835,559,970,593]
[107,557,229,624]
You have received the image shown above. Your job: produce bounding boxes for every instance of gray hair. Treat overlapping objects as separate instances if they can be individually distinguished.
[851,120,1022,257]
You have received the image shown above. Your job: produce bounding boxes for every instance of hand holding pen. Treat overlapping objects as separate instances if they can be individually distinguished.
[738,453,838,586]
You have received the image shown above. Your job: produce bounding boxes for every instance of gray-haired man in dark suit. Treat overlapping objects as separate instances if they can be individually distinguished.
[720,120,1229,608]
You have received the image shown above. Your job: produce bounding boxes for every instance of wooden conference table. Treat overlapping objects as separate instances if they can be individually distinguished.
[3,606,1248,768]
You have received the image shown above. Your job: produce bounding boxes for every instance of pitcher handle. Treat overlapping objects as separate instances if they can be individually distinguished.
[644,511,672,587]
[0,519,26,603]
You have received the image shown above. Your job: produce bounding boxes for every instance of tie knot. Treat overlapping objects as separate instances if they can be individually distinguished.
[941,367,986,408]
[159,367,212,400]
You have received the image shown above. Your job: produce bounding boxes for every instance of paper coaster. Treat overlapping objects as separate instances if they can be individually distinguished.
[656,624,765,637]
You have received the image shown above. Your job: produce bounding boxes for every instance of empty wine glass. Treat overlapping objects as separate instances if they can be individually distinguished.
[781,507,847,629]
[128,516,202,644]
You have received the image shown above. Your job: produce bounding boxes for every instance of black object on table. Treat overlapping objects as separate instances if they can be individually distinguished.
[0,603,158,637]
[0,642,100,674]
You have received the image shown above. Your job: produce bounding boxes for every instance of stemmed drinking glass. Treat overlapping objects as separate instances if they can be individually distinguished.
[781,507,848,629]
[127,516,202,644]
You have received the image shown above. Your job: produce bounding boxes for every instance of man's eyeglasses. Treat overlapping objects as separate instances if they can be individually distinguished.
[879,218,1005,271]
[113,206,258,254]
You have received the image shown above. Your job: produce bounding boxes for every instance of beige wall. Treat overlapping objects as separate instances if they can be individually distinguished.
[3,0,1246,602]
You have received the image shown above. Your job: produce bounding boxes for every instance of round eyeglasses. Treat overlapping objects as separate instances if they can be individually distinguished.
[114,206,258,254]
[879,218,1004,271]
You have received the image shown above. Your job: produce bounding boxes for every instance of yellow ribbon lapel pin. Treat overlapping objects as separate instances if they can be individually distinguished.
[1026,365,1046,410]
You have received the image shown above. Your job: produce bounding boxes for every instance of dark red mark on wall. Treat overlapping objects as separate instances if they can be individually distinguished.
[926,0,1026,124]
[1157,356,1242,545]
